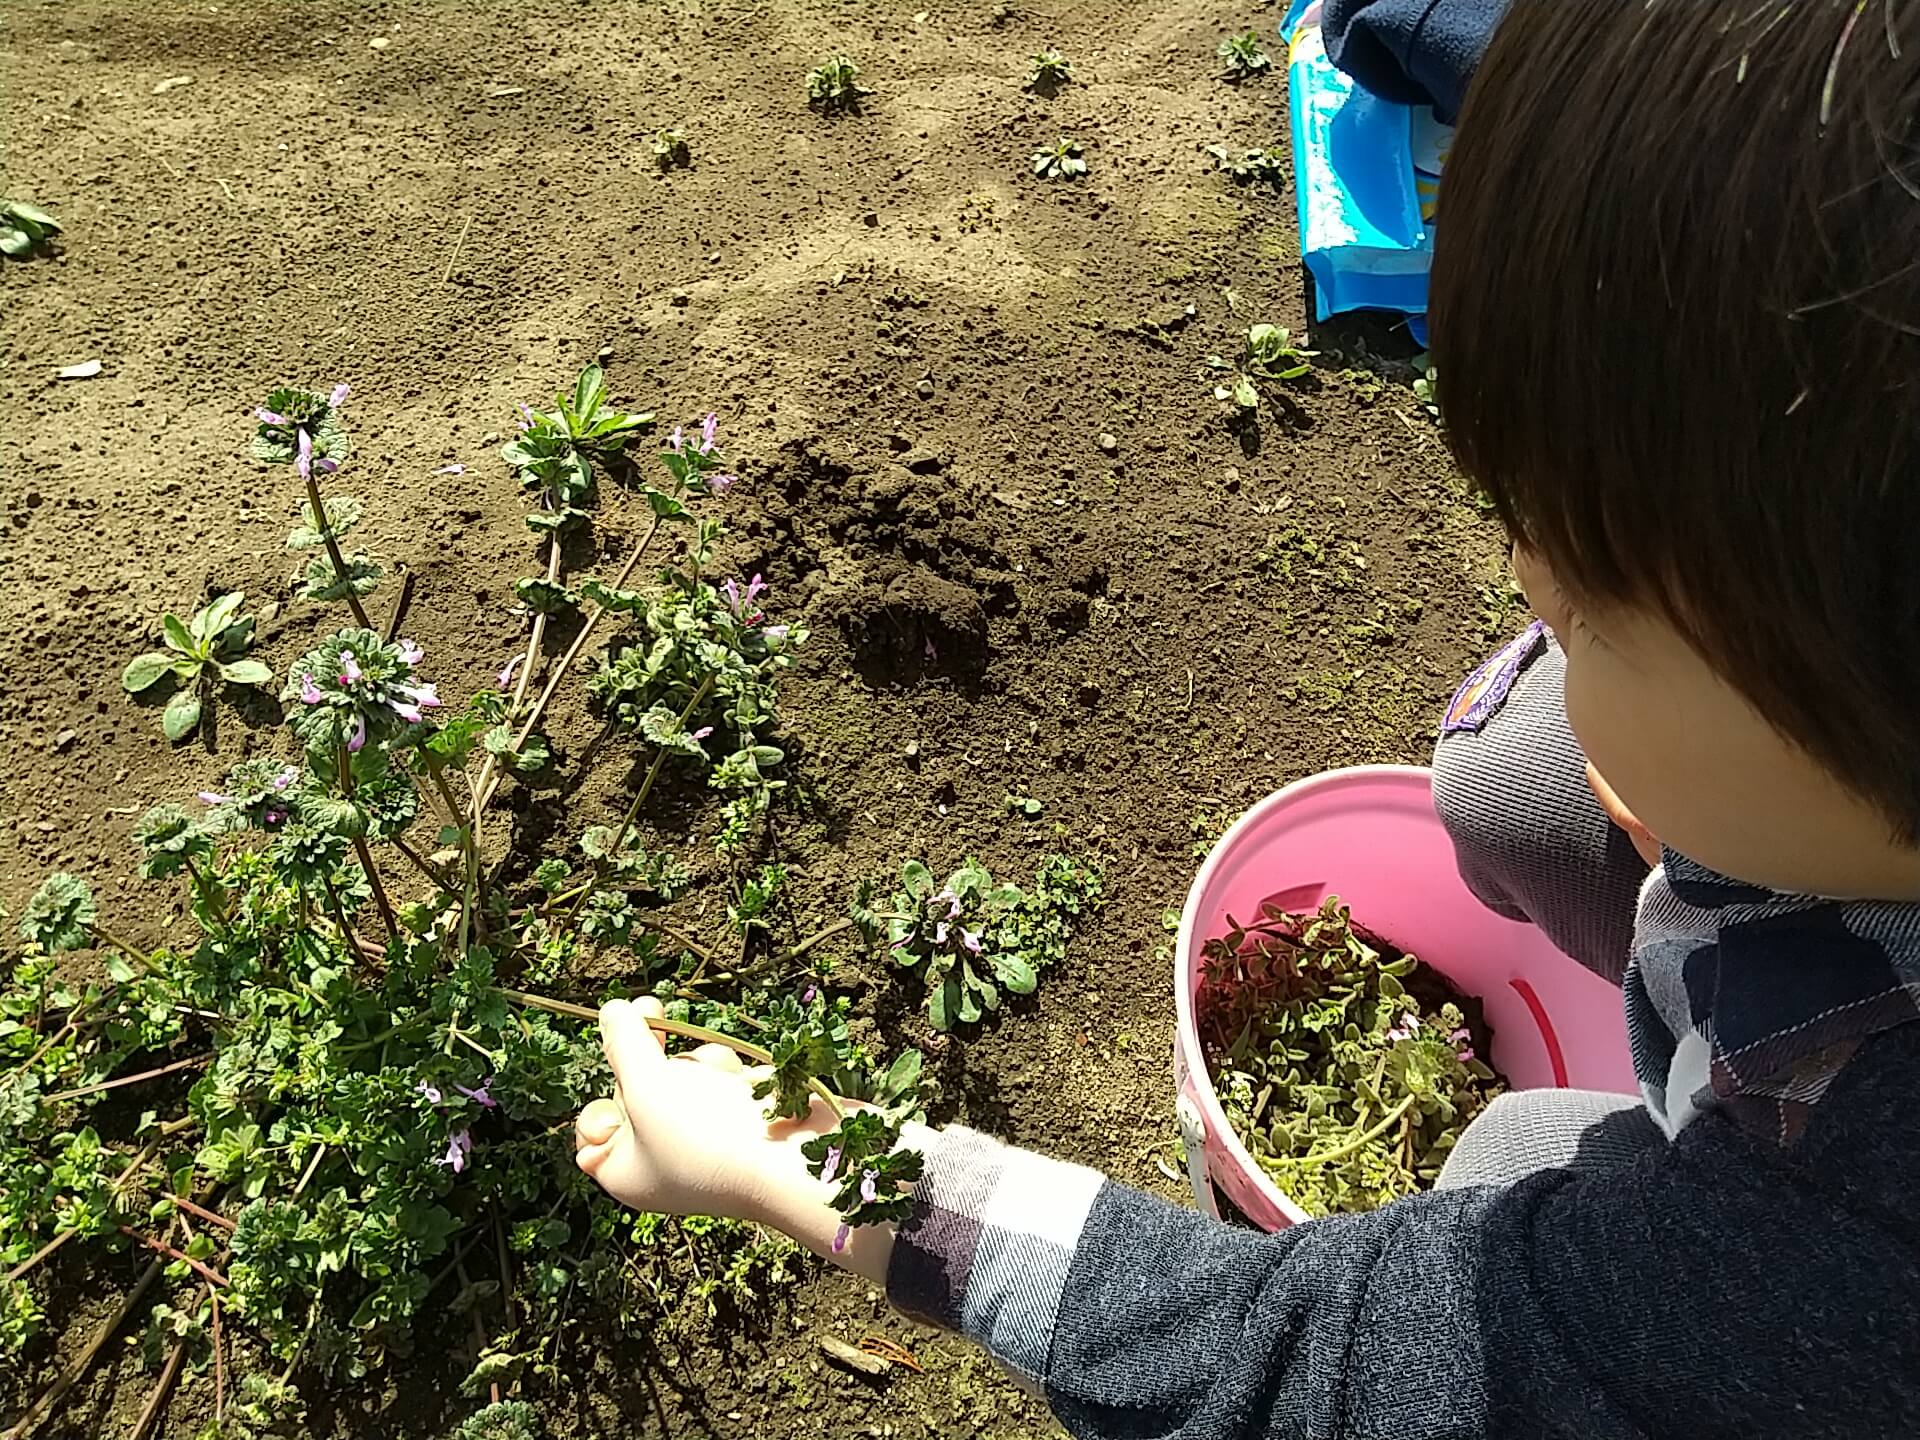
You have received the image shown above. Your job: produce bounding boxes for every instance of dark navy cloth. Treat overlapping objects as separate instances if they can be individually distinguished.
[1323,0,1512,123]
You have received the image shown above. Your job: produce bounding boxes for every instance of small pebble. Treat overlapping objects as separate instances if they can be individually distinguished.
[904,739,921,761]
[914,377,935,399]
[368,35,390,50]
[1098,432,1118,454]
[54,729,76,752]
[669,288,690,307]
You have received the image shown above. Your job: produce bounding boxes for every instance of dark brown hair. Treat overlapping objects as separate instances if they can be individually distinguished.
[1431,0,1920,836]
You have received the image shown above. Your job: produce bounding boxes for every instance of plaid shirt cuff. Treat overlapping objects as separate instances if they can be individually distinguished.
[885,1125,1107,1391]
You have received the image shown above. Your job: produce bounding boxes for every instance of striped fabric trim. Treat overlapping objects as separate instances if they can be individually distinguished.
[886,1125,1105,1391]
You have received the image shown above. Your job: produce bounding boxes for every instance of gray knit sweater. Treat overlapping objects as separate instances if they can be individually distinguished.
[886,860,1920,1438]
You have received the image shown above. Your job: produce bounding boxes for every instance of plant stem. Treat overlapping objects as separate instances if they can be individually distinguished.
[293,1143,328,1199]
[1291,1095,1417,1168]
[474,507,674,818]
[166,1193,236,1232]
[3,1122,189,1285]
[497,987,847,1120]
[90,925,153,973]
[3,1256,164,1440]
[42,1052,208,1104]
[305,468,373,629]
[126,1336,187,1440]
[389,832,456,892]
[468,513,562,821]
[337,742,399,943]
[183,855,230,926]
[117,1225,231,1287]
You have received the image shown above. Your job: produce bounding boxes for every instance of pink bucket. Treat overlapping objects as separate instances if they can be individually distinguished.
[1172,765,1638,1230]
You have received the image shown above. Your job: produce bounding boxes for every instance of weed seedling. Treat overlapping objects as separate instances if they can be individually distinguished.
[1026,48,1074,92]
[807,55,869,111]
[1207,323,1318,410]
[652,127,691,169]
[1413,362,1441,420]
[0,199,60,257]
[121,592,272,740]
[1206,144,1285,187]
[1031,136,1087,180]
[1218,29,1273,80]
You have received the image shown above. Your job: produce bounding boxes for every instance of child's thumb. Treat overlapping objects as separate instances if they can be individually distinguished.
[600,996,666,1094]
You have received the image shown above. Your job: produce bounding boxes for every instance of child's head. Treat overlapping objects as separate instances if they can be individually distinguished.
[1430,0,1920,897]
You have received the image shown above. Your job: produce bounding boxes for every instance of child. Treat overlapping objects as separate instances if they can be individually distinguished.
[574,3,1920,1433]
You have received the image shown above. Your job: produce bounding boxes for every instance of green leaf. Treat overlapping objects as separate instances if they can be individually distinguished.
[300,551,383,602]
[929,975,960,1031]
[121,651,177,693]
[990,951,1037,995]
[6,201,60,232]
[483,724,551,775]
[162,613,198,656]
[571,365,606,426]
[645,489,689,521]
[513,578,578,614]
[219,658,272,686]
[0,229,29,257]
[197,592,247,641]
[19,873,95,954]
[162,690,203,742]
[1232,375,1259,410]
[900,859,934,897]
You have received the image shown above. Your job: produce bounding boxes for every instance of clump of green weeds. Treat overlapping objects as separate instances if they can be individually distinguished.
[1206,144,1285,187]
[1208,323,1318,410]
[1031,136,1087,180]
[121,592,272,741]
[1198,897,1505,1216]
[652,128,690,170]
[1026,48,1074,92]
[10,373,1020,1438]
[1218,29,1273,80]
[806,56,868,111]
[863,856,1103,1029]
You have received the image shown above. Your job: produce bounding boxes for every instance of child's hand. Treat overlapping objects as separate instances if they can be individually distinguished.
[573,995,834,1223]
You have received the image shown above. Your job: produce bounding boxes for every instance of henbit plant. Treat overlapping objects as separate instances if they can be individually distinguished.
[4,388,998,1437]
[1206,143,1285,187]
[121,592,273,741]
[1218,29,1273,80]
[254,382,378,630]
[651,127,690,170]
[1031,135,1087,181]
[1207,323,1319,410]
[1197,897,1505,1217]
[863,856,1104,1030]
[1026,48,1074,91]
[806,55,869,112]
[0,199,60,258]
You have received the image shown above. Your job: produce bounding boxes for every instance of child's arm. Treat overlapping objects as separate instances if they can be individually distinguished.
[576,998,1908,1439]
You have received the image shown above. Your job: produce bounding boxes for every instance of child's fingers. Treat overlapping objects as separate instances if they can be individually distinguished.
[575,1096,625,1150]
[600,997,667,1094]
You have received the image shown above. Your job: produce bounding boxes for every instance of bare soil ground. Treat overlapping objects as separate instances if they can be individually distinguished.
[1,0,1504,1434]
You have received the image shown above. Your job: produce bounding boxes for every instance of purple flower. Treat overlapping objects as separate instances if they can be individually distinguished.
[821,1144,842,1183]
[264,809,286,826]
[329,382,351,408]
[698,412,719,454]
[497,655,522,688]
[396,638,424,666]
[933,921,950,945]
[456,1079,498,1109]
[295,427,314,481]
[1386,1012,1421,1043]
[722,578,741,612]
[745,574,767,604]
[516,402,536,432]
[924,636,939,662]
[198,790,231,806]
[339,650,363,685]
[255,407,288,426]
[961,928,983,955]
[763,625,789,642]
[667,425,685,453]
[314,456,339,476]
[707,472,738,495]
[832,1222,851,1253]
[1448,1027,1472,1045]
[801,984,819,1005]
[272,765,299,791]
[397,682,441,709]
[859,1169,878,1205]
[418,1081,443,1105]
[437,1129,473,1174]
[1456,1045,1477,1063]
[690,725,713,740]
[299,674,324,705]
[934,887,962,920]
[347,714,367,753]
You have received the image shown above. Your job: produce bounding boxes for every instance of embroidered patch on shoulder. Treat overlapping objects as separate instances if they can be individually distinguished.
[1441,620,1548,735]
